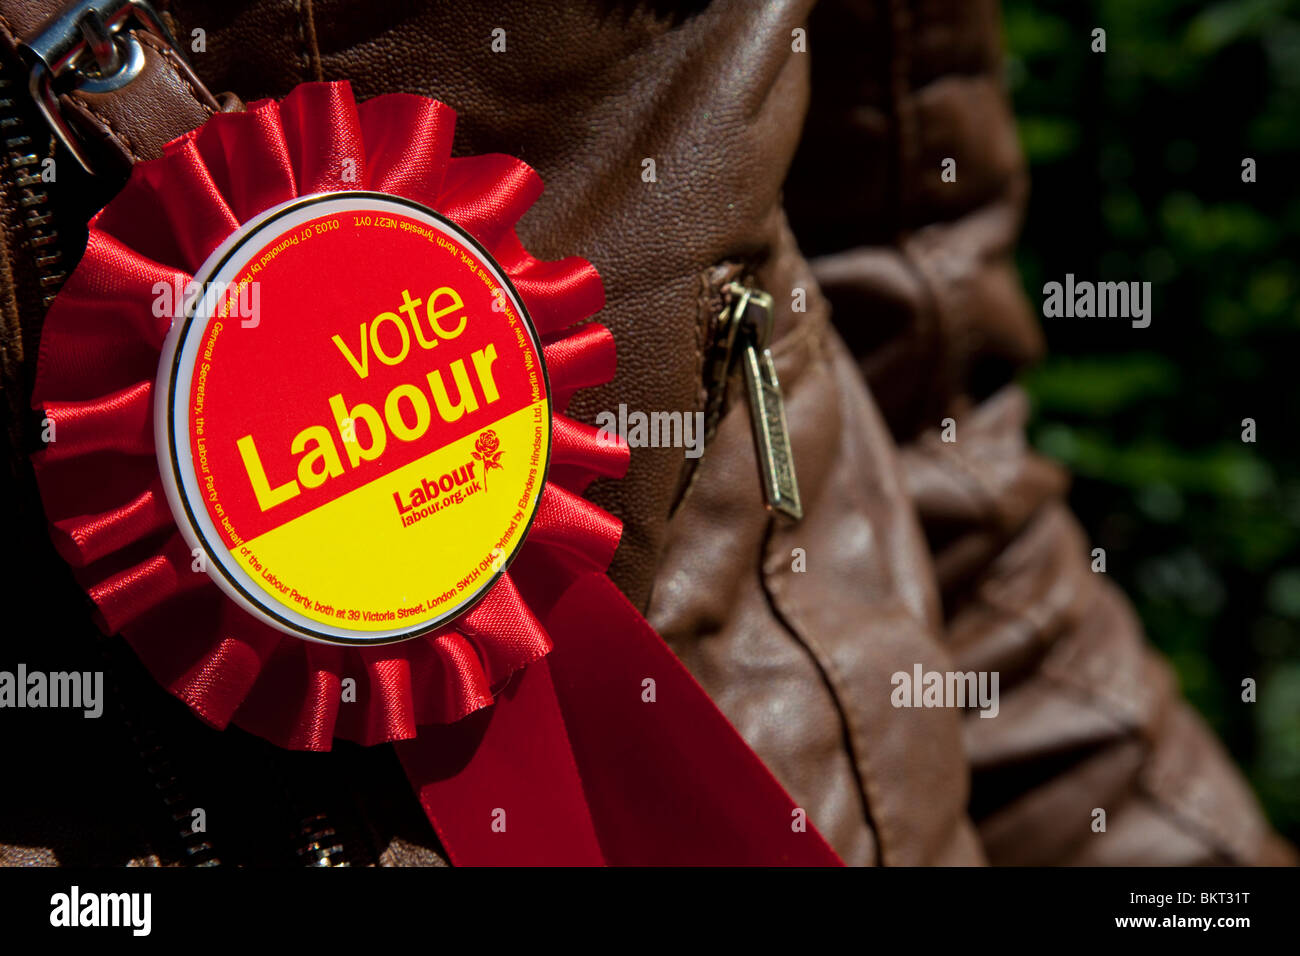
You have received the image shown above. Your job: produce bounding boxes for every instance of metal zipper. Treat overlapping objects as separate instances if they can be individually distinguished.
[704,280,803,521]
[93,639,222,865]
[122,715,223,865]
[0,61,207,870]
[0,47,358,869]
[1,64,225,867]
[296,812,349,867]
[0,76,67,311]
[259,751,351,867]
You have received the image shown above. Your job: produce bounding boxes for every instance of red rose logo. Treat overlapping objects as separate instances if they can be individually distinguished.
[473,429,504,489]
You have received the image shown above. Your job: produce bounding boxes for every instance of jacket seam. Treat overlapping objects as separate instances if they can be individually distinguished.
[760,320,891,862]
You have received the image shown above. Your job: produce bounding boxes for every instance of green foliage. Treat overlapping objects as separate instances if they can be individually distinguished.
[1006,0,1300,839]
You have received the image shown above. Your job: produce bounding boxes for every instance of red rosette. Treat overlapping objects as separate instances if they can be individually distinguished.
[29,81,629,751]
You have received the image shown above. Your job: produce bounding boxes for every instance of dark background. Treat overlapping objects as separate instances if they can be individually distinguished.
[1005,0,1300,840]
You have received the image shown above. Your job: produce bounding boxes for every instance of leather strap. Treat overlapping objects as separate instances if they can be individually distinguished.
[0,0,234,171]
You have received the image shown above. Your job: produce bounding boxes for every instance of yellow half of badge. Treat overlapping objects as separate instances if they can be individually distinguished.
[233,400,548,630]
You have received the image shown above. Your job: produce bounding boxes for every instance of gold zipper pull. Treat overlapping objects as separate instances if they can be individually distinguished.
[723,283,803,521]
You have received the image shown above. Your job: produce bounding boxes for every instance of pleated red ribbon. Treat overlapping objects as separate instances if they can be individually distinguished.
[31,81,843,866]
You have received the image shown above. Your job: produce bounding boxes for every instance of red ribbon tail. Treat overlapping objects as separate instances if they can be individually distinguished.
[395,658,605,865]
[546,573,844,865]
[400,571,845,866]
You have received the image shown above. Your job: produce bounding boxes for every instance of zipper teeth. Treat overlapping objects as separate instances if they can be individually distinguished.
[0,78,67,309]
[1,62,356,867]
[702,277,749,444]
[0,65,211,866]
[0,60,228,868]
[130,724,222,865]
[701,283,732,440]
[6,50,215,860]
[98,642,222,866]
[296,812,349,867]
[260,748,353,867]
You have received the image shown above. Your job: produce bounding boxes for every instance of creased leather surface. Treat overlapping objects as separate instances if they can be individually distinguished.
[784,0,1293,865]
[0,0,1291,866]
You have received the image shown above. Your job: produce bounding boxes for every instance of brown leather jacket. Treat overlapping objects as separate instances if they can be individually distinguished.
[0,0,1292,866]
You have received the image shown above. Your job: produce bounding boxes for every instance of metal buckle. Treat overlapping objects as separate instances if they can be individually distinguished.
[21,0,176,173]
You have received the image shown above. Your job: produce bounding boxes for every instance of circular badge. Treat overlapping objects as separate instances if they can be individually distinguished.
[156,192,551,645]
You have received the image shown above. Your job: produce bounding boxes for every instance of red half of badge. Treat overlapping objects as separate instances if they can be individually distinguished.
[157,193,550,644]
